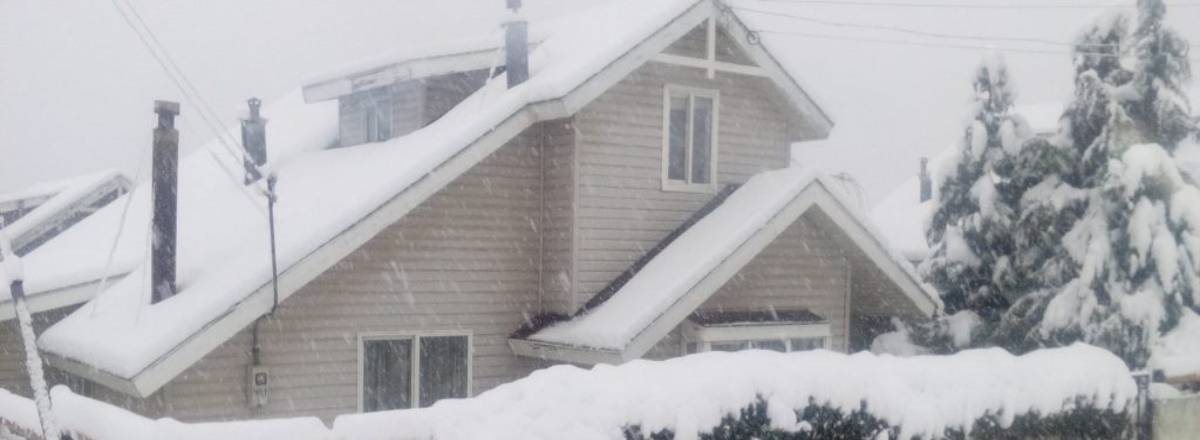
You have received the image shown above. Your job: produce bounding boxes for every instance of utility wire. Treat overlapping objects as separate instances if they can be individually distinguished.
[735,6,1114,48]
[750,0,1200,10]
[107,0,270,217]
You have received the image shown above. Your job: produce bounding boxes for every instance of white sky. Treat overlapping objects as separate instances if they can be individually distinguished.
[2,0,1199,206]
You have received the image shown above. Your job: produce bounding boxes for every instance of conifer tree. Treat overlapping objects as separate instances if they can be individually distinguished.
[922,58,1029,320]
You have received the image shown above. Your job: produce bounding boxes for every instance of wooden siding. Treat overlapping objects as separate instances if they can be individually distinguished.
[661,22,755,65]
[571,62,792,308]
[423,70,489,126]
[338,81,423,148]
[145,127,547,423]
[540,119,577,315]
[697,211,852,352]
[0,308,71,397]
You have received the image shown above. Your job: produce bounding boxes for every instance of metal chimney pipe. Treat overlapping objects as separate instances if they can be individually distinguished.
[919,157,932,203]
[503,0,528,89]
[152,100,180,304]
[241,97,268,184]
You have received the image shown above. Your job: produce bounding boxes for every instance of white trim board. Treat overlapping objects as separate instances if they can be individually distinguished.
[510,178,938,365]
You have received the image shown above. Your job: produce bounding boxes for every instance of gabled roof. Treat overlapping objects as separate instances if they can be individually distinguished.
[0,170,131,320]
[34,0,834,397]
[511,168,939,365]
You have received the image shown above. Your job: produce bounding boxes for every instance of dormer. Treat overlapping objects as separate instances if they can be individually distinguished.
[302,42,514,147]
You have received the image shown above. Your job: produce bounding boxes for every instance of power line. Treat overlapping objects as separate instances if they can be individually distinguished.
[735,6,1113,48]
[750,0,1200,10]
[107,0,268,217]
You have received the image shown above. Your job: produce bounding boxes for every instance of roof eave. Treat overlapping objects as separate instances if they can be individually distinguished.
[0,277,117,322]
[507,338,625,365]
[302,48,503,103]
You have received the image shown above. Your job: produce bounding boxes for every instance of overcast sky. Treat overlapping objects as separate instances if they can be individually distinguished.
[2,0,1199,206]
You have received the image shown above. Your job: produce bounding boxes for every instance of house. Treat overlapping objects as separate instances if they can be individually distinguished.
[10,0,937,423]
[0,170,130,397]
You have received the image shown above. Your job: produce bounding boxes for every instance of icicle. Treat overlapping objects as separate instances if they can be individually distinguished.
[1,235,60,440]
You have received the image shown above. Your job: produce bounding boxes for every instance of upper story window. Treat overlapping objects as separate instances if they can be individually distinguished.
[662,85,719,192]
[359,332,471,412]
[364,103,392,143]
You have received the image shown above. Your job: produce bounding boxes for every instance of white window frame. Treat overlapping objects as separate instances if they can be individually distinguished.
[356,330,473,412]
[661,84,720,193]
[681,321,831,353]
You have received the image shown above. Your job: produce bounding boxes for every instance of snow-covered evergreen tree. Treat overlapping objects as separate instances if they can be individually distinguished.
[892,2,1200,367]
[996,0,1198,367]
[921,57,1031,320]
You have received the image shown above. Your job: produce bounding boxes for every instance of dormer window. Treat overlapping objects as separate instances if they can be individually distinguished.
[364,103,392,143]
[662,85,719,192]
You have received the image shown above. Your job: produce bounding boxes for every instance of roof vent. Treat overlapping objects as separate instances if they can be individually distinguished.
[151,100,180,304]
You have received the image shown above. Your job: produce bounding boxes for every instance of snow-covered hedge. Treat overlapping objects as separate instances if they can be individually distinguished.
[0,345,1136,440]
[334,344,1136,440]
[0,386,327,440]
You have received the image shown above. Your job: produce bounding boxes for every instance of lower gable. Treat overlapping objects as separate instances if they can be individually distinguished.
[697,211,851,352]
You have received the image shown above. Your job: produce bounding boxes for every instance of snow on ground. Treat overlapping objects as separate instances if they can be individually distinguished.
[35,0,705,381]
[0,387,328,440]
[0,346,1133,440]
[1153,309,1200,379]
[333,344,1135,440]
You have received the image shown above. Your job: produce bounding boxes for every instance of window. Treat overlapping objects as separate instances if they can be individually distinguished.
[364,103,392,143]
[359,333,471,412]
[662,85,719,191]
[682,321,831,354]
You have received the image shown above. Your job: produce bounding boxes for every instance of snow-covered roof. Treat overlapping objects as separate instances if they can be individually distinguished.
[870,103,1064,262]
[33,0,834,397]
[516,167,938,362]
[0,169,129,244]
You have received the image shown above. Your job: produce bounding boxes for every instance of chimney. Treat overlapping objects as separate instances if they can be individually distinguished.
[152,100,180,304]
[241,98,268,184]
[503,0,528,88]
[918,157,932,202]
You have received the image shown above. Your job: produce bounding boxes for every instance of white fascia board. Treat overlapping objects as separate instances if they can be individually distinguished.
[622,188,822,361]
[722,6,834,140]
[682,321,832,343]
[303,49,501,103]
[0,277,118,322]
[807,182,938,318]
[508,338,622,365]
[43,352,141,397]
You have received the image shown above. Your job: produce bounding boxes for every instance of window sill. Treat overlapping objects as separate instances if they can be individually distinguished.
[661,181,717,194]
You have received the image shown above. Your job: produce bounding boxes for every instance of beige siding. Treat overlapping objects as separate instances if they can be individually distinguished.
[662,23,755,65]
[423,71,489,126]
[572,62,792,308]
[540,119,577,315]
[155,127,548,423]
[338,81,423,148]
[0,308,74,397]
[697,211,852,352]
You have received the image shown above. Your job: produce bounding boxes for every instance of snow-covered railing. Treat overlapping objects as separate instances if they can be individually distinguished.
[0,345,1137,440]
